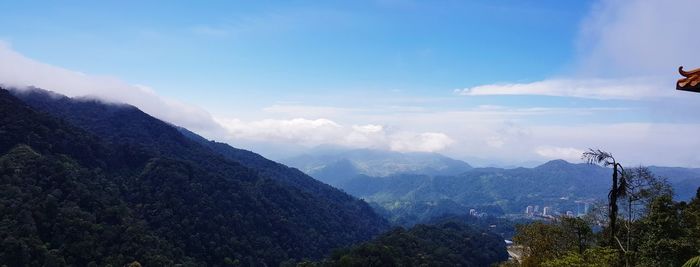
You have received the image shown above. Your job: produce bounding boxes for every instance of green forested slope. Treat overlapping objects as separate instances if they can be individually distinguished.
[0,88,387,266]
[310,221,508,267]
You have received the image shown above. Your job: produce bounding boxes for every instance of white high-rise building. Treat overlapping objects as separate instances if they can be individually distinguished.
[525,205,534,215]
[543,206,552,216]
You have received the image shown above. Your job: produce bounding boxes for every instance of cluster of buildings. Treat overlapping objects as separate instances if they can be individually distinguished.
[525,205,551,217]
[469,208,487,218]
[522,198,594,219]
[524,205,576,219]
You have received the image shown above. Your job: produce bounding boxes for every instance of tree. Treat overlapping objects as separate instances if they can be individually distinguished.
[513,221,573,266]
[636,195,695,267]
[683,188,700,251]
[512,217,596,267]
[320,222,508,266]
[541,247,618,267]
[624,167,672,222]
[619,167,672,265]
[560,217,593,255]
[582,149,627,247]
[681,188,700,267]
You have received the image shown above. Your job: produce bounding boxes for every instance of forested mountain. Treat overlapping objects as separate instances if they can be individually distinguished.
[283,148,473,186]
[176,128,362,206]
[308,221,508,266]
[1,88,388,266]
[5,86,700,265]
[329,159,700,225]
[13,88,385,233]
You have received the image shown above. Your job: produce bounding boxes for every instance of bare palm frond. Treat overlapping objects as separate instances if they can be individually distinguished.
[582,148,615,166]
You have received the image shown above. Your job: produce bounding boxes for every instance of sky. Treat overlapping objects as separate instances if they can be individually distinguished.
[2,0,700,167]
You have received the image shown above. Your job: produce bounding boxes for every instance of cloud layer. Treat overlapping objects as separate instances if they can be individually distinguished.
[577,0,700,77]
[458,0,700,100]
[535,146,585,162]
[215,117,453,153]
[0,41,455,154]
[455,77,673,100]
[3,0,700,167]
[0,42,225,137]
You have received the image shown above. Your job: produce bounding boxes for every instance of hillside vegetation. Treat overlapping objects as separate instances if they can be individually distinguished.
[1,88,388,266]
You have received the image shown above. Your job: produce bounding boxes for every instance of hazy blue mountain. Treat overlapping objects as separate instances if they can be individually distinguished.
[4,88,388,265]
[283,146,700,226]
[648,166,700,200]
[334,159,700,226]
[283,147,473,186]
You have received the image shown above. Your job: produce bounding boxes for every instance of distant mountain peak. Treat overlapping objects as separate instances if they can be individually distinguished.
[536,159,574,168]
[283,148,472,180]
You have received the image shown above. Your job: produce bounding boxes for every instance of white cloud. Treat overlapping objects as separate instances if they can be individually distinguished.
[455,77,673,100]
[528,123,700,167]
[4,0,700,167]
[0,42,225,137]
[458,0,700,100]
[0,42,457,155]
[215,116,453,153]
[349,105,700,167]
[346,124,387,147]
[486,136,506,148]
[535,146,585,161]
[215,117,344,145]
[577,0,700,77]
[262,104,354,117]
[445,0,700,166]
[389,132,453,153]
[352,124,384,134]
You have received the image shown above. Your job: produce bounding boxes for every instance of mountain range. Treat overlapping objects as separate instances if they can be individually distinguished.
[287,149,700,226]
[283,148,473,187]
[3,86,696,265]
[1,87,390,266]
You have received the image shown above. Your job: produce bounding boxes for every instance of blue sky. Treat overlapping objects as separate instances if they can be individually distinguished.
[1,1,587,106]
[2,0,700,166]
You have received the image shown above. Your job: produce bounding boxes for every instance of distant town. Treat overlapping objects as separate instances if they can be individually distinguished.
[521,199,594,220]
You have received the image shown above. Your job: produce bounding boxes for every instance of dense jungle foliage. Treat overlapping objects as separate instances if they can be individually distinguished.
[303,221,508,267]
[506,167,700,267]
[0,88,389,266]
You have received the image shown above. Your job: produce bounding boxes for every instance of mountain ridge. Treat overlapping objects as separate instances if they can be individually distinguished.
[282,148,473,187]
[2,87,388,265]
[322,157,700,225]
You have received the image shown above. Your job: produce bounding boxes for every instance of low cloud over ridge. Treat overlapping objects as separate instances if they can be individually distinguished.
[0,42,226,137]
[214,117,454,153]
[0,42,454,154]
[3,0,700,166]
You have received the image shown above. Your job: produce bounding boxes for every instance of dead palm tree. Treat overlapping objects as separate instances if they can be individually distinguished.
[582,149,627,246]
